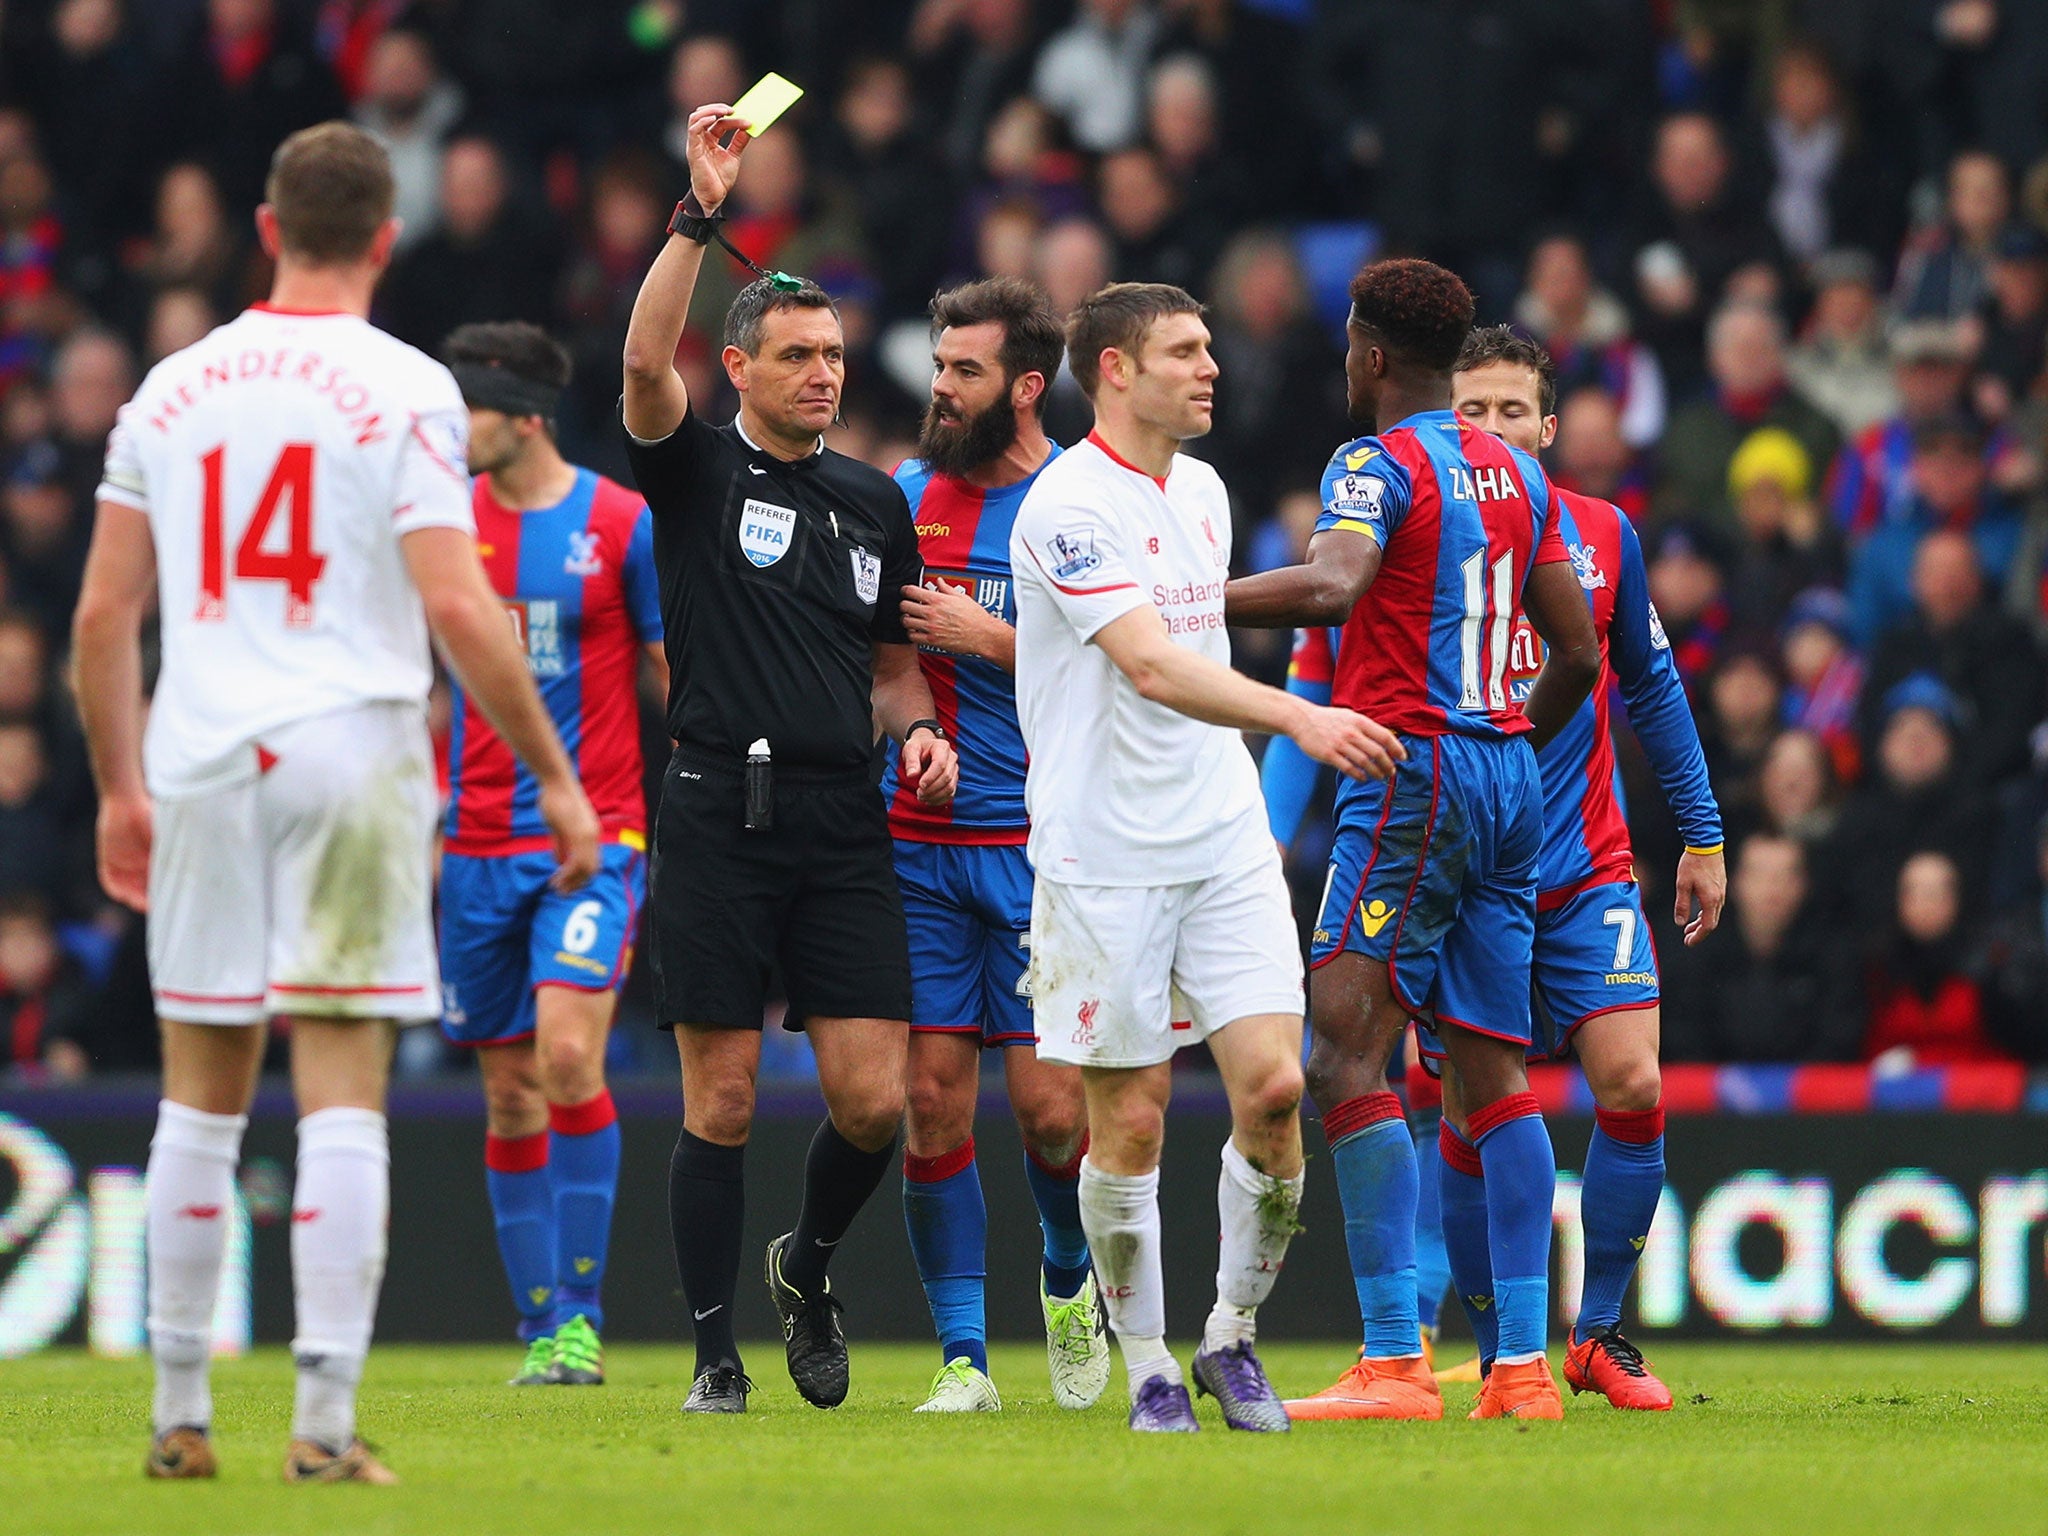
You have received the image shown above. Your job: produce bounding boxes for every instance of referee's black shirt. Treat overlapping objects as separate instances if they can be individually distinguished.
[623,404,924,770]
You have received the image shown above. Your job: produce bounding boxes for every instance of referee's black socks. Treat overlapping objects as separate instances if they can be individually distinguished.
[782,1119,897,1298]
[670,1127,745,1372]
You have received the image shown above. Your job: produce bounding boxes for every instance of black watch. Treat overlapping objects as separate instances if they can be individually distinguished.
[904,718,947,744]
[667,192,723,245]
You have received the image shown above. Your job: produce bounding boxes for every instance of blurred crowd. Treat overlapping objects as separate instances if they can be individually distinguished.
[3,0,2048,1079]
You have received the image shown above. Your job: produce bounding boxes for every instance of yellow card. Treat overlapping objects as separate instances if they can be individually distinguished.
[729,72,804,135]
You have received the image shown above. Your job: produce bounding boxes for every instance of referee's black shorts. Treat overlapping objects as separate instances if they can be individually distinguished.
[648,746,912,1031]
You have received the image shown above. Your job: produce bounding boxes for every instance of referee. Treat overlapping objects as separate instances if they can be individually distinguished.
[621,101,958,1415]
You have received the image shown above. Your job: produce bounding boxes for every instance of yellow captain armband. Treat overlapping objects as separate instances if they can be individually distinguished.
[1683,843,1724,858]
[1324,518,1382,542]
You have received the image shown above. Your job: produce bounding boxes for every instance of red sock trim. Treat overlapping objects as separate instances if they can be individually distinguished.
[1025,1130,1087,1181]
[485,1130,549,1173]
[1595,1103,1665,1144]
[548,1089,617,1137]
[905,1135,976,1183]
[1438,1121,1485,1178]
[1322,1091,1404,1145]
[1466,1090,1542,1144]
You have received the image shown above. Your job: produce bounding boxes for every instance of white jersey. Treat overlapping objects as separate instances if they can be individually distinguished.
[98,305,474,797]
[1011,433,1269,887]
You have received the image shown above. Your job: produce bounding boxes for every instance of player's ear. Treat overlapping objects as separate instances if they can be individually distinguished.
[1540,414,1559,451]
[1012,369,1046,413]
[367,217,402,270]
[1101,347,1127,393]
[254,204,282,260]
[721,343,750,393]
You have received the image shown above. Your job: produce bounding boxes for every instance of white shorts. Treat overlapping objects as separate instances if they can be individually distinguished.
[148,701,441,1025]
[1030,854,1304,1069]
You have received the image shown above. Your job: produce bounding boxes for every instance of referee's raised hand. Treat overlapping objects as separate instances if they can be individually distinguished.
[685,102,752,209]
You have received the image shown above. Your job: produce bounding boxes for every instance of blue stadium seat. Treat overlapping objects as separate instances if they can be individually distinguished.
[1295,222,1380,343]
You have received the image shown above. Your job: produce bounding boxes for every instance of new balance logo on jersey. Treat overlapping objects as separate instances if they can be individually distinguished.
[1569,543,1607,591]
[565,530,603,577]
[1072,998,1100,1046]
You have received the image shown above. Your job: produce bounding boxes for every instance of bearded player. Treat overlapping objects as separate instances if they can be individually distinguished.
[436,321,668,1389]
[1446,325,1724,1409]
[886,277,1108,1413]
[1226,259,1600,1422]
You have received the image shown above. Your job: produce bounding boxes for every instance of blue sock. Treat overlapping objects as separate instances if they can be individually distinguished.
[903,1139,988,1373]
[485,1131,555,1342]
[1472,1094,1556,1362]
[1022,1143,1091,1298]
[1326,1093,1419,1358]
[1578,1106,1666,1333]
[1411,1109,1451,1334]
[550,1091,621,1332]
[1436,1123,1498,1367]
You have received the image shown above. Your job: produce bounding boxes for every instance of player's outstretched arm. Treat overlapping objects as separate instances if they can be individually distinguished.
[1519,558,1601,750]
[1223,528,1382,629]
[71,500,158,911]
[622,102,752,441]
[872,640,959,804]
[403,526,602,889]
[1092,605,1403,781]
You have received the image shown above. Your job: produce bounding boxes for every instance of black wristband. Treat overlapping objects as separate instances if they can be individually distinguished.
[667,192,723,245]
[904,718,946,744]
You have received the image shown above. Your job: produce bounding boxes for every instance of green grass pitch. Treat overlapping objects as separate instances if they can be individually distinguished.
[7,1342,2046,1536]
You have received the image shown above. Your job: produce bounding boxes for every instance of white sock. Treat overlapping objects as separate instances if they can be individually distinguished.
[1077,1158,1181,1393]
[1203,1138,1305,1354]
[145,1101,247,1434]
[290,1108,389,1450]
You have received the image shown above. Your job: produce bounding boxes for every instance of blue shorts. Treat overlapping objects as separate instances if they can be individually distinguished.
[894,839,1034,1047]
[1310,732,1541,1058]
[439,843,645,1046]
[1530,878,1660,1059]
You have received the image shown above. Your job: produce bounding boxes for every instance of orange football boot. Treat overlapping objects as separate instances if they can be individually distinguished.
[1563,1325,1673,1411]
[1284,1351,1443,1421]
[1467,1357,1563,1420]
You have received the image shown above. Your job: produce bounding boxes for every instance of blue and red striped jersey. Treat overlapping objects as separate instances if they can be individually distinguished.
[882,449,1059,842]
[444,467,662,855]
[1505,487,1722,903]
[1315,410,1566,739]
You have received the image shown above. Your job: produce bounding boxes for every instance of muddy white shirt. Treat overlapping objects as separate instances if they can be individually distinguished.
[98,305,474,796]
[1011,432,1269,886]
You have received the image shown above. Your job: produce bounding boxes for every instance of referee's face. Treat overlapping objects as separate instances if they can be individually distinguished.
[731,307,846,440]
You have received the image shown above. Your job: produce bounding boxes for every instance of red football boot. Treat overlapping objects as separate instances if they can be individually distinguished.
[1563,1325,1674,1411]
